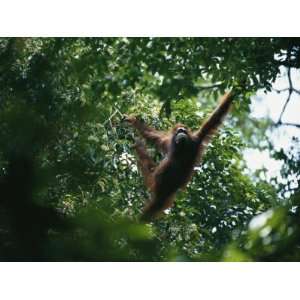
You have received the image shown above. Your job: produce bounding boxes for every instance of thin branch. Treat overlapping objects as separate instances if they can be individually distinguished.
[103,109,124,126]
[272,87,289,93]
[293,89,300,95]
[277,60,294,124]
[287,65,293,89]
[273,87,300,95]
[276,122,300,129]
[274,68,300,128]
[278,87,292,123]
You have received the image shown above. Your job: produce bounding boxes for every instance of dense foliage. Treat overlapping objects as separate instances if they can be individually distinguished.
[0,37,299,261]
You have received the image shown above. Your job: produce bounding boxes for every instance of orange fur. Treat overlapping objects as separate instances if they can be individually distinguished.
[126,91,234,222]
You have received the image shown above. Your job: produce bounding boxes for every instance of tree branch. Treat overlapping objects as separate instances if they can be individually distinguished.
[272,87,289,93]
[103,109,124,126]
[276,50,300,125]
[293,89,300,95]
[278,83,292,123]
[276,122,300,129]
[273,87,300,95]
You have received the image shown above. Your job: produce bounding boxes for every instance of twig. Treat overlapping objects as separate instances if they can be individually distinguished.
[103,109,124,126]
[273,87,300,95]
[276,122,300,129]
[293,89,300,95]
[277,57,296,124]
[272,87,289,93]
[287,65,293,88]
[278,86,292,123]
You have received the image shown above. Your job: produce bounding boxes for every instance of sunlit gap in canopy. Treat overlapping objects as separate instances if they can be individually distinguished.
[243,66,300,194]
